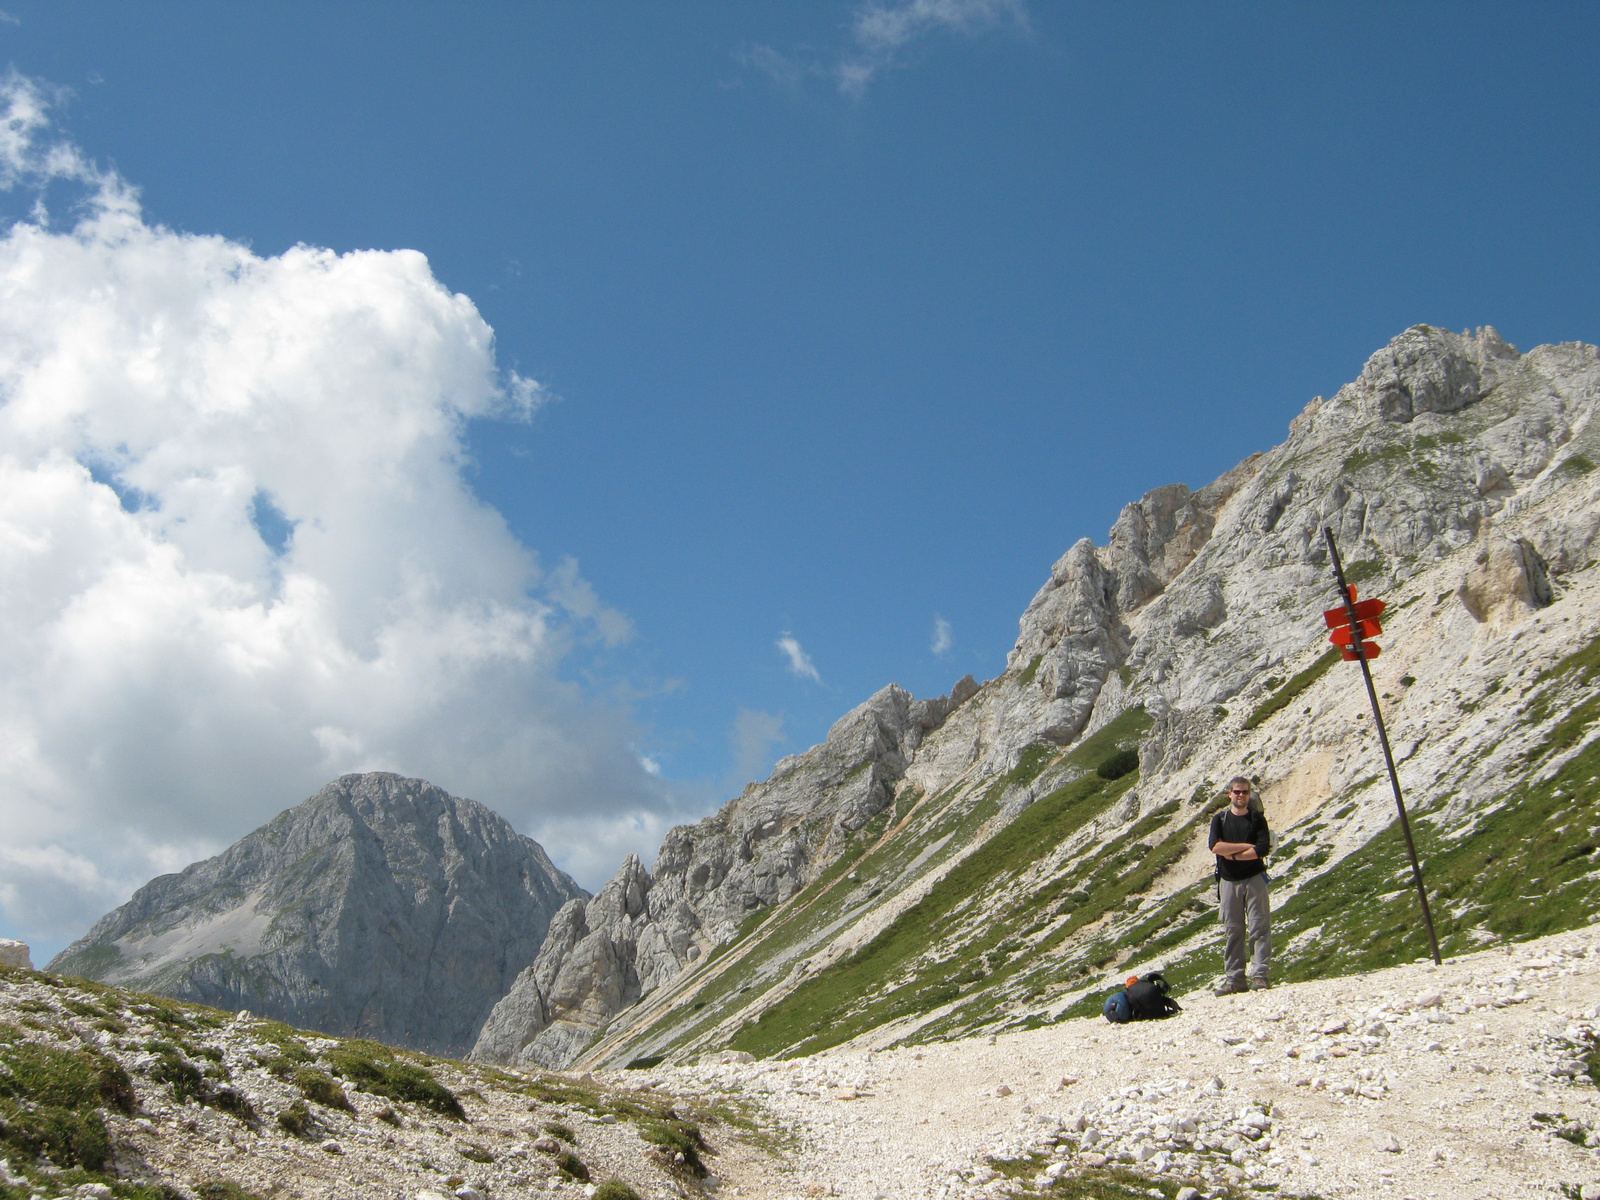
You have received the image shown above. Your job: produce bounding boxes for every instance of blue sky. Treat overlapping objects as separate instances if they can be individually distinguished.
[0,2,1597,946]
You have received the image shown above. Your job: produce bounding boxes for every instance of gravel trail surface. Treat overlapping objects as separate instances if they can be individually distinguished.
[658,925,1600,1200]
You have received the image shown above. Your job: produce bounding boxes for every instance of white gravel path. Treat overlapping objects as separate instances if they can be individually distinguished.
[651,925,1600,1200]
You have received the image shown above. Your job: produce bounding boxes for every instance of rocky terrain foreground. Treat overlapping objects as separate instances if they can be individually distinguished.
[6,926,1600,1200]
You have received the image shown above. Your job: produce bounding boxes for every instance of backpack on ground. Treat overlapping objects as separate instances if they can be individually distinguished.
[1103,971,1182,1023]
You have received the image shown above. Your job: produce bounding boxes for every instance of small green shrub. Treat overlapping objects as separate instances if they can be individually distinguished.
[625,1054,666,1070]
[640,1119,709,1176]
[197,1181,268,1200]
[1559,454,1596,476]
[148,1045,210,1106]
[277,1100,313,1139]
[545,1122,576,1142]
[258,1054,299,1079]
[376,1106,401,1127]
[1095,748,1140,781]
[130,1000,200,1030]
[1018,653,1044,686]
[327,1040,464,1119]
[592,1182,644,1200]
[251,1022,314,1058]
[209,1087,259,1126]
[555,1151,589,1181]
[294,1066,353,1112]
[1243,647,1341,729]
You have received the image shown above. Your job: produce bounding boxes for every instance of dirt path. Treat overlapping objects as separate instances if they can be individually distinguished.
[643,925,1600,1200]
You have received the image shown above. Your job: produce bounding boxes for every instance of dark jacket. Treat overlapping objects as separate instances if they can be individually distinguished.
[1209,807,1271,882]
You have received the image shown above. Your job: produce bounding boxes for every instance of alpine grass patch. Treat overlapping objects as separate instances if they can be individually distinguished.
[327,1039,464,1120]
[276,1099,314,1139]
[555,1150,590,1181]
[197,1181,268,1200]
[1242,648,1340,730]
[0,1038,134,1172]
[639,1118,710,1176]
[731,770,1134,1057]
[293,1066,353,1112]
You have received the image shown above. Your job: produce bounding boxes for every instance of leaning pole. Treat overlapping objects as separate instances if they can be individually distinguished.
[1321,525,1442,966]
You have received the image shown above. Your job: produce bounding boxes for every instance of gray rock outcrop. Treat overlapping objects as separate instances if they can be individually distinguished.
[50,772,586,1058]
[0,939,31,970]
[470,679,976,1067]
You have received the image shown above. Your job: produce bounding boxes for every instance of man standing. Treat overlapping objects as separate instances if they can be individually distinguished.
[1209,776,1271,995]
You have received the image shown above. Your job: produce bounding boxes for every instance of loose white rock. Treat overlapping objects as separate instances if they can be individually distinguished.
[0,939,31,970]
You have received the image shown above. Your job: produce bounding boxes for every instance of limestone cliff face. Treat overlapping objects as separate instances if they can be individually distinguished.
[989,326,1595,768]
[512,324,1600,1069]
[50,773,586,1059]
[469,679,976,1067]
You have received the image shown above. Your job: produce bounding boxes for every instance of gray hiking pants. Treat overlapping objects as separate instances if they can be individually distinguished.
[1218,873,1271,986]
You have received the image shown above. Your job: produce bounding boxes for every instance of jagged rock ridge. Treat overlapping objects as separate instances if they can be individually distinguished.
[470,678,977,1068]
[51,772,586,1058]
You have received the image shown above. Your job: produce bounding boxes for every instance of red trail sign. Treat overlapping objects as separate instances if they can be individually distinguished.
[1321,527,1440,964]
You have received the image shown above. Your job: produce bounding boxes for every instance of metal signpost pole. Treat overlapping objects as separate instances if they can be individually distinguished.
[1322,525,1442,966]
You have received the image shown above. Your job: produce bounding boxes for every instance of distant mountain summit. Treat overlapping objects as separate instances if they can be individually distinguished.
[51,772,586,1057]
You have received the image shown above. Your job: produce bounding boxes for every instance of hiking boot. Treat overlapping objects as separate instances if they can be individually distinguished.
[1213,979,1248,996]
[1249,977,1272,991]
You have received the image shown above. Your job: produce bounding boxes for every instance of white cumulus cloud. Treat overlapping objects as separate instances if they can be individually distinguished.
[0,72,673,954]
[838,0,1029,97]
[931,615,953,656]
[776,633,822,683]
[735,42,811,92]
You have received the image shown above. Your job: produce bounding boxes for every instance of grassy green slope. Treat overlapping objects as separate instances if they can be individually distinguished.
[596,699,1154,1066]
[1055,631,1600,1018]
[721,706,1155,1059]
[611,621,1600,1065]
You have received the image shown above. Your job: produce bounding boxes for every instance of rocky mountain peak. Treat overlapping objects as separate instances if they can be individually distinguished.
[50,772,586,1058]
[1347,324,1520,423]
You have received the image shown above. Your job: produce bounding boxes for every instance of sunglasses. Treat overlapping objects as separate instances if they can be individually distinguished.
[1229,788,1251,795]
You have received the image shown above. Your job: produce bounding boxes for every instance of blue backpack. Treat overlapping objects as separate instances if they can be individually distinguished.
[1104,972,1182,1023]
